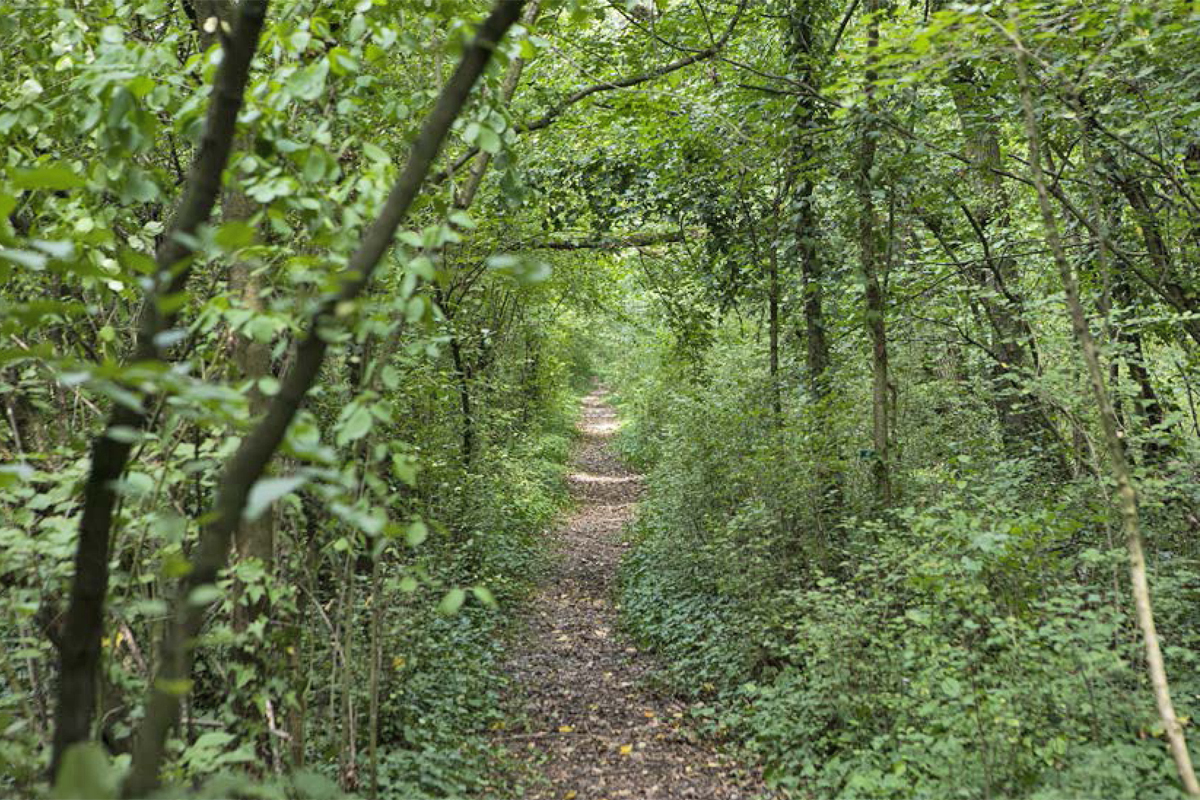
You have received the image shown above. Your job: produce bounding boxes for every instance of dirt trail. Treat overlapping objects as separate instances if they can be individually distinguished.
[499,389,771,799]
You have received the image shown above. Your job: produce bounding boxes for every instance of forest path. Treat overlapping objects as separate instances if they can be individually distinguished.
[497,388,771,799]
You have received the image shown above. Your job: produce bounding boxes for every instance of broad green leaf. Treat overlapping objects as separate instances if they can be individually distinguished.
[438,587,466,615]
[336,404,373,447]
[13,163,84,190]
[244,475,308,521]
[406,519,428,547]
[52,743,118,800]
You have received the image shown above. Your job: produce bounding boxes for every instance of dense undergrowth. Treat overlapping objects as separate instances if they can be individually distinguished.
[1,336,586,800]
[609,329,1200,800]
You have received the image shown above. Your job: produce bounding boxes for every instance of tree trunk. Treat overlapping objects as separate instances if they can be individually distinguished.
[1014,28,1200,796]
[788,0,843,524]
[857,0,891,509]
[119,4,525,793]
[944,65,1065,472]
[768,236,782,420]
[50,0,269,779]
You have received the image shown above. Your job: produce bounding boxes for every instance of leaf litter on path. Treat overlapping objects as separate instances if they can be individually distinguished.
[494,389,777,800]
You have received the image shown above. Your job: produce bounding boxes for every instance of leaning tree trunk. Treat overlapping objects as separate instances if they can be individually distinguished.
[120,3,526,794]
[1013,21,1200,797]
[49,0,269,779]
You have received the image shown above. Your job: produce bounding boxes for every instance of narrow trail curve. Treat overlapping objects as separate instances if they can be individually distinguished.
[498,389,772,799]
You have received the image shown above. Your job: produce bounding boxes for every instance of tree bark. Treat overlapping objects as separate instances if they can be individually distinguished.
[50,0,269,779]
[944,62,1065,472]
[857,0,891,509]
[788,0,842,524]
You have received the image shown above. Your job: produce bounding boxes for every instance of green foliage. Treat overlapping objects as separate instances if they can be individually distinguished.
[4,0,1200,796]
[614,325,1200,799]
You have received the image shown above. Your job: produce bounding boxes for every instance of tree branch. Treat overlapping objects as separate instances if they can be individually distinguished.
[432,0,745,185]
[518,228,700,250]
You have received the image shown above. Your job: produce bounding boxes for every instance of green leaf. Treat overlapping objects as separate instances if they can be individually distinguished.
[215,220,256,251]
[0,247,48,270]
[0,463,33,488]
[52,743,118,800]
[438,587,466,615]
[405,519,428,547]
[187,583,223,606]
[404,296,426,323]
[336,404,373,447]
[471,586,496,608]
[477,126,501,154]
[30,239,75,259]
[244,475,308,521]
[13,163,84,190]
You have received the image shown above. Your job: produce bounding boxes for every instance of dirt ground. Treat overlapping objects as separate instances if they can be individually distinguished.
[497,390,774,799]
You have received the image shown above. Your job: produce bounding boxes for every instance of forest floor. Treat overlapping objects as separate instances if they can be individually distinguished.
[495,389,773,799]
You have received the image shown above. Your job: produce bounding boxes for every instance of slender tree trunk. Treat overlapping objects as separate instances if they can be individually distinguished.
[1013,25,1200,796]
[50,1,269,779]
[448,326,475,470]
[453,0,542,211]
[367,555,383,799]
[944,63,1065,472]
[196,0,280,763]
[1112,277,1173,465]
[1102,150,1200,349]
[789,0,842,524]
[339,554,358,791]
[228,221,276,573]
[857,0,891,509]
[768,238,782,420]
